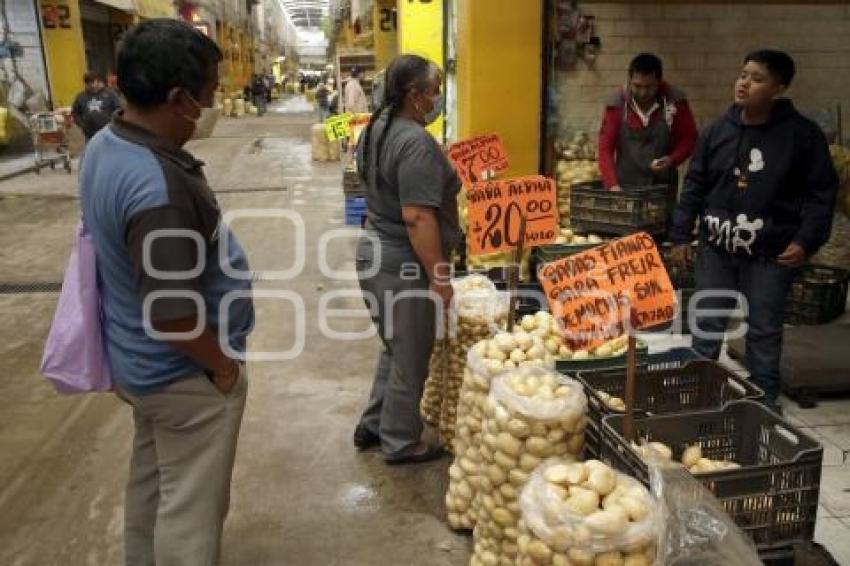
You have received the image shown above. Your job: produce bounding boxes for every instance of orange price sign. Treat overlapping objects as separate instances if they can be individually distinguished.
[537,232,677,351]
[467,176,559,256]
[448,133,510,186]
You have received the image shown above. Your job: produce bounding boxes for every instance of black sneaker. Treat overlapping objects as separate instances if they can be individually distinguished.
[353,425,379,451]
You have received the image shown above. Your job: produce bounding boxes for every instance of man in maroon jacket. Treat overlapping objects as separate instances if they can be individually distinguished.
[597,53,698,217]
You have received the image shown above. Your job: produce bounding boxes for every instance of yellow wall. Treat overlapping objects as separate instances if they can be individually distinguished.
[456,0,543,176]
[39,0,87,108]
[398,0,443,139]
[373,0,398,70]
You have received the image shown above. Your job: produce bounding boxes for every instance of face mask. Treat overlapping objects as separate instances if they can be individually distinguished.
[180,90,205,125]
[422,94,444,125]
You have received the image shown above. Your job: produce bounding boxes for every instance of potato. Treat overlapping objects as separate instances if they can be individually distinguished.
[492,507,515,527]
[520,315,537,332]
[573,350,590,360]
[595,551,625,566]
[564,486,599,516]
[494,450,517,472]
[558,345,573,359]
[496,432,523,457]
[585,507,628,536]
[526,540,552,562]
[647,442,673,461]
[507,418,531,438]
[682,444,702,468]
[519,453,541,472]
[586,466,617,496]
[623,554,650,566]
[525,436,552,457]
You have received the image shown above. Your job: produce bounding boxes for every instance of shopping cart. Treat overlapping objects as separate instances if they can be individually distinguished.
[29,110,72,174]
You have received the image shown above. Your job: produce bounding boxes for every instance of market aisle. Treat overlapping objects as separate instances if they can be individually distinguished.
[0,96,471,566]
[1,96,850,565]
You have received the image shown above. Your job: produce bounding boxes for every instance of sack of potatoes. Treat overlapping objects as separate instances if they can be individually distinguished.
[516,458,660,566]
[439,277,510,448]
[420,275,501,429]
[470,367,587,566]
[421,339,447,426]
[446,328,555,531]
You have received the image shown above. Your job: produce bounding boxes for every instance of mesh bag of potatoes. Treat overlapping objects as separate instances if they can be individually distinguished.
[421,340,448,426]
[439,284,511,448]
[446,328,556,531]
[470,367,588,566]
[420,275,499,427]
[516,458,660,566]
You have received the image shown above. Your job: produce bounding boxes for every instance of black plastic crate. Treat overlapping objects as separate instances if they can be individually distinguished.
[600,400,823,551]
[578,360,763,459]
[785,265,849,326]
[761,542,839,566]
[569,184,668,235]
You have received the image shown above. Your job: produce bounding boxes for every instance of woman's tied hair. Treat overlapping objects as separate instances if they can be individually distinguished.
[358,54,439,183]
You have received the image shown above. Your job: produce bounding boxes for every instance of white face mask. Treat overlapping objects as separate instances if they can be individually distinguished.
[181,90,207,126]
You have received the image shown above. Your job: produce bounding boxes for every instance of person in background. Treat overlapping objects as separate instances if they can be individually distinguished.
[670,50,839,412]
[315,82,331,122]
[71,71,122,141]
[344,67,369,114]
[251,74,267,116]
[353,54,458,465]
[79,19,254,564]
[597,53,698,220]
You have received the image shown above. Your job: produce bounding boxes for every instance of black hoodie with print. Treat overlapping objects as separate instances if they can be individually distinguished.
[670,99,839,258]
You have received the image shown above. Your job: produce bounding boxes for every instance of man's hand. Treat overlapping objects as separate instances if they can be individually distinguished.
[650,156,672,173]
[670,244,694,265]
[609,185,623,192]
[431,280,454,308]
[777,242,807,268]
[212,359,242,395]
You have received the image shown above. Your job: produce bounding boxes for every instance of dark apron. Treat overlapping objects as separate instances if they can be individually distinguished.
[616,103,679,221]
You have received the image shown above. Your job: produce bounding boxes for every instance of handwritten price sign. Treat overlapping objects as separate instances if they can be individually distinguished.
[538,232,677,350]
[448,133,510,186]
[467,176,559,256]
[325,113,352,141]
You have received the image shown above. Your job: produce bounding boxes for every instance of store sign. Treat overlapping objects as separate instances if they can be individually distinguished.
[466,175,558,256]
[538,232,676,350]
[448,133,510,186]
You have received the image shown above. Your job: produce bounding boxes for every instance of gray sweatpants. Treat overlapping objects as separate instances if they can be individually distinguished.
[118,370,247,566]
[356,252,437,458]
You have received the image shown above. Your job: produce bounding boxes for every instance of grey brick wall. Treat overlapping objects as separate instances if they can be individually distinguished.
[555,3,850,141]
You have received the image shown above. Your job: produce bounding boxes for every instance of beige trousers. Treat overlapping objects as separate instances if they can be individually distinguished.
[118,369,247,566]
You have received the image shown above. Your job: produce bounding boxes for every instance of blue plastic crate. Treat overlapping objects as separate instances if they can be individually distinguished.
[344,197,367,226]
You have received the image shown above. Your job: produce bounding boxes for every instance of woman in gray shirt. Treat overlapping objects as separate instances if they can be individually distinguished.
[353,54,461,464]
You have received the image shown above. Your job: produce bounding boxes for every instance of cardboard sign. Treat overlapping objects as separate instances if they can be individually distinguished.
[448,133,510,186]
[325,113,352,141]
[537,232,677,350]
[467,176,559,256]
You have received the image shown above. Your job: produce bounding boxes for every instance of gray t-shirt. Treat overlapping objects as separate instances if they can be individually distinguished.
[356,112,462,273]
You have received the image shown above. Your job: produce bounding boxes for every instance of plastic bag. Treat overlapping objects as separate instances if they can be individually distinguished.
[470,367,588,565]
[517,458,660,564]
[311,123,330,161]
[446,339,556,531]
[649,464,761,566]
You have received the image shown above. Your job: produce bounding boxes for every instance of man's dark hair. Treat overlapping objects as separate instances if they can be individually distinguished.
[83,71,103,85]
[117,18,222,108]
[629,53,663,79]
[744,49,796,87]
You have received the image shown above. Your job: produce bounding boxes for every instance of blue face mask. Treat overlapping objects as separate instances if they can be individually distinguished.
[423,94,444,125]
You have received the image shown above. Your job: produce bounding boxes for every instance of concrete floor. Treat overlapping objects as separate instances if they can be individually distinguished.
[0,96,848,565]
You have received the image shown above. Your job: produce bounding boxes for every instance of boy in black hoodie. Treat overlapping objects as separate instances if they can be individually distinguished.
[670,50,839,409]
